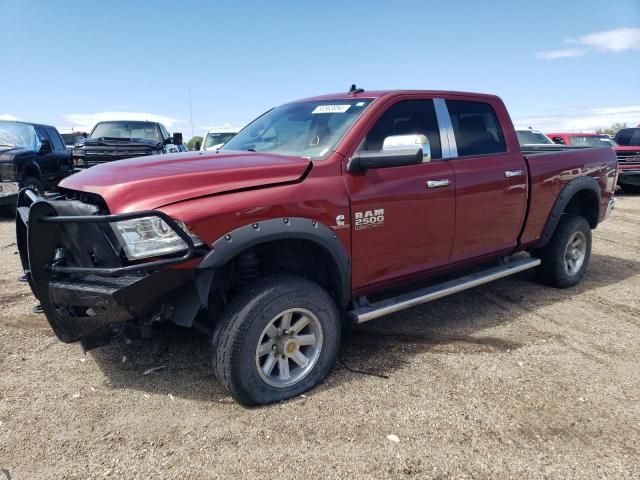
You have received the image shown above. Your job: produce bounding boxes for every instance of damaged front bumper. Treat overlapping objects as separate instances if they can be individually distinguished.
[16,189,200,349]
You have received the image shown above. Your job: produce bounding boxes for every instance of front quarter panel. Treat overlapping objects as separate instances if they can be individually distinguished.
[157,156,352,271]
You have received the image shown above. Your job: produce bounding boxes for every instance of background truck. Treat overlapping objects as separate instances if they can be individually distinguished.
[200,128,239,151]
[60,131,88,151]
[0,120,72,210]
[17,88,617,405]
[72,120,185,168]
[547,132,618,147]
[613,127,640,192]
[515,128,555,146]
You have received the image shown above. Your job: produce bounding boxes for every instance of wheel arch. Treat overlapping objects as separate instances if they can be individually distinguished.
[198,217,351,307]
[19,160,42,182]
[536,176,601,248]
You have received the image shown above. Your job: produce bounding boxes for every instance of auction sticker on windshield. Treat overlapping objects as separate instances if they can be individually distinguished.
[312,105,351,114]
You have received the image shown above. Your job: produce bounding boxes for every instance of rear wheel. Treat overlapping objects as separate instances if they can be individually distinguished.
[212,274,341,406]
[532,214,591,288]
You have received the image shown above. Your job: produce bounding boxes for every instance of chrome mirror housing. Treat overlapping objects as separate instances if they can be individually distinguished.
[382,134,431,162]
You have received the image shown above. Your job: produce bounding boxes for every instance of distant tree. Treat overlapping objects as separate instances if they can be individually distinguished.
[595,122,628,136]
[187,136,203,151]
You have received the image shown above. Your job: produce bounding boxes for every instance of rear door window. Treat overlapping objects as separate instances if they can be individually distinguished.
[446,100,506,157]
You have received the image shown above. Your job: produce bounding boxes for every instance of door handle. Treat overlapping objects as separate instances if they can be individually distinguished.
[426,179,450,188]
[505,170,524,178]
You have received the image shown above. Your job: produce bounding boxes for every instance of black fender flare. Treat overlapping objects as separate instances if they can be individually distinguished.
[197,217,351,306]
[536,176,601,248]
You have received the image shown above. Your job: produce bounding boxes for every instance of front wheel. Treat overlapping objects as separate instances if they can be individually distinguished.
[21,176,44,194]
[531,214,592,288]
[212,274,341,406]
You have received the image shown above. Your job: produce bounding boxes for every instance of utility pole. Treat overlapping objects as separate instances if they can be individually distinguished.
[188,85,194,140]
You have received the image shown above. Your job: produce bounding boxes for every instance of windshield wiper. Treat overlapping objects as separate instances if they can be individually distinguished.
[0,144,16,147]
[247,148,256,152]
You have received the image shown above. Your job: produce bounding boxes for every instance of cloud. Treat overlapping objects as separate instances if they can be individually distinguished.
[536,48,587,60]
[0,114,18,121]
[61,112,183,132]
[514,105,640,131]
[536,27,640,60]
[576,27,640,53]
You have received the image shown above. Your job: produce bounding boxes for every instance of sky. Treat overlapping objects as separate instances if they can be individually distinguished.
[1,0,639,137]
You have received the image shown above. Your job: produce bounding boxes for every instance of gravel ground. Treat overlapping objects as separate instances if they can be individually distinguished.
[1,196,639,479]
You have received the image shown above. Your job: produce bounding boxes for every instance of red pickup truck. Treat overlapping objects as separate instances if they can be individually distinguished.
[16,88,617,405]
[613,127,640,191]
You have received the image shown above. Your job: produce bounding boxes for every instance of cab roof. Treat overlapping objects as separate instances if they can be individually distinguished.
[294,89,502,103]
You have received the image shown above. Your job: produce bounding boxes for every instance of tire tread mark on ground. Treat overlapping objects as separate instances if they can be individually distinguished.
[482,289,612,366]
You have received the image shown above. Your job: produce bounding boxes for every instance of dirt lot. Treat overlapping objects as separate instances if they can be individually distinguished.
[1,197,639,479]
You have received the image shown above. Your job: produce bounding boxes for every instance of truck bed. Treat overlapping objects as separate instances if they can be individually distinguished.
[519,146,618,248]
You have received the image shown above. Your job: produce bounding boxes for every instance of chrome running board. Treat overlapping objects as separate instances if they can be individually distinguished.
[348,257,541,324]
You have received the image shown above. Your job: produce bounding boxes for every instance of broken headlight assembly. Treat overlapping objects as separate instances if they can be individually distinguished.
[111,216,203,260]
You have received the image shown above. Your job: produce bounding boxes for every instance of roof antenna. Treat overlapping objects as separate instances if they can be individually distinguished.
[349,84,365,95]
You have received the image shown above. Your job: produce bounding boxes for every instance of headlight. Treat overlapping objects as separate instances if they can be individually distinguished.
[111,216,203,260]
[0,182,20,196]
[0,164,17,181]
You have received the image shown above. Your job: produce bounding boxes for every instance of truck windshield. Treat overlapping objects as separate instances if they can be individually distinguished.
[220,99,374,159]
[568,136,617,147]
[0,121,40,151]
[90,122,162,142]
[204,132,236,149]
[516,130,554,145]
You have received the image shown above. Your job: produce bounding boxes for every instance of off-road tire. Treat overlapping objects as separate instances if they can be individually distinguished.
[212,274,341,406]
[532,214,591,288]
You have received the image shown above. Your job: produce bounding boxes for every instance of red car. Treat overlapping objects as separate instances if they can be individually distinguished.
[16,88,617,405]
[547,132,617,147]
[612,128,640,192]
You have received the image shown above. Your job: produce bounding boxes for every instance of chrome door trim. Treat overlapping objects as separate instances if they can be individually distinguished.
[434,98,458,159]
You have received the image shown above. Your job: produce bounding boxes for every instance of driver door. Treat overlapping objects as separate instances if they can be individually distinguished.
[344,98,455,292]
[34,126,63,182]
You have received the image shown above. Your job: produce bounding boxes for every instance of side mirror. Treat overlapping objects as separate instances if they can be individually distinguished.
[39,139,52,154]
[172,132,183,145]
[347,134,430,172]
[552,137,565,145]
[195,141,201,151]
[382,134,431,162]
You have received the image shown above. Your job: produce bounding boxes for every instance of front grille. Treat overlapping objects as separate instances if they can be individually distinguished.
[616,150,640,167]
[76,147,154,167]
[85,150,153,157]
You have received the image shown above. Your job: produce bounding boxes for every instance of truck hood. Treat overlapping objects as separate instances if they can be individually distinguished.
[59,150,311,212]
[0,147,33,163]
[613,146,640,152]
